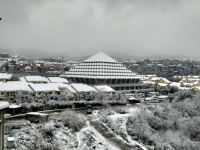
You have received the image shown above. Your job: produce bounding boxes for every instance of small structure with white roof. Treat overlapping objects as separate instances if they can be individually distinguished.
[0,81,33,101]
[6,137,15,149]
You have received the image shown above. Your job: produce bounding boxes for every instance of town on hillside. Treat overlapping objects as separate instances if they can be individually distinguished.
[0,52,200,149]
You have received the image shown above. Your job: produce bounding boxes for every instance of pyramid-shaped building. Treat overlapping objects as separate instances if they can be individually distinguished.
[64,52,151,93]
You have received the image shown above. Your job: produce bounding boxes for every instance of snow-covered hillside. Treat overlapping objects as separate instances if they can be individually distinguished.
[8,113,120,150]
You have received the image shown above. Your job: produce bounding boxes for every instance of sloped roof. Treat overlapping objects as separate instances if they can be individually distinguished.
[48,77,68,83]
[24,76,49,83]
[0,101,9,110]
[0,73,12,80]
[47,83,76,93]
[94,85,115,92]
[29,83,60,92]
[71,83,97,92]
[84,52,117,63]
[0,82,33,92]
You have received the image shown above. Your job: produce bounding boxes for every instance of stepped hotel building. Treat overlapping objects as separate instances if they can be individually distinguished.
[63,52,152,93]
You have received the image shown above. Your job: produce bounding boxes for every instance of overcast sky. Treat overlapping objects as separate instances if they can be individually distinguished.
[0,0,200,58]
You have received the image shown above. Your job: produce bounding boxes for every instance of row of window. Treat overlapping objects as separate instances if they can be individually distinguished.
[67,73,135,77]
[114,86,144,90]
[81,63,122,67]
[69,71,133,74]
[83,61,118,64]
[73,67,128,71]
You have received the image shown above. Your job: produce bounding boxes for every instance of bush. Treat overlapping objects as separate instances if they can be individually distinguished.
[59,111,86,132]
[41,123,55,137]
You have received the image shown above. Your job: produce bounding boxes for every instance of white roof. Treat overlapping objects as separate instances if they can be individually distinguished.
[194,86,200,91]
[57,83,76,93]
[48,77,68,83]
[151,77,170,83]
[71,83,97,93]
[157,95,169,99]
[29,83,60,92]
[7,137,15,142]
[170,82,181,87]
[179,87,191,90]
[19,77,27,82]
[47,83,76,93]
[26,112,48,116]
[0,73,12,80]
[94,85,115,92]
[145,97,154,101]
[158,83,168,87]
[9,104,21,109]
[84,52,117,63]
[24,76,49,83]
[0,82,33,92]
[0,101,9,110]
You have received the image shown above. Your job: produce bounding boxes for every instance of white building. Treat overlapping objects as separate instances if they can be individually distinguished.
[71,83,97,100]
[63,52,152,93]
[45,83,76,99]
[29,83,60,100]
[0,81,33,101]
[94,85,115,100]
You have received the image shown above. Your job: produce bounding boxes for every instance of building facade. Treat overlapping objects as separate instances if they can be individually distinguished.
[63,52,152,93]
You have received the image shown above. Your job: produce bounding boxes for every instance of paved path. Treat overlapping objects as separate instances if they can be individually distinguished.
[90,120,142,150]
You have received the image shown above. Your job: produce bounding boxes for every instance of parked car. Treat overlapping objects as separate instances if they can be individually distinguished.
[86,104,92,114]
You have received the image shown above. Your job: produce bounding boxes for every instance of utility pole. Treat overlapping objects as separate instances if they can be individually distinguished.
[0,102,9,150]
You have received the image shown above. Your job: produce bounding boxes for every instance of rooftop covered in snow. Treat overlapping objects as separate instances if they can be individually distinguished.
[71,83,97,93]
[94,85,115,93]
[29,83,60,92]
[48,77,68,83]
[84,52,117,63]
[0,73,12,80]
[0,101,9,110]
[0,82,33,92]
[24,76,49,83]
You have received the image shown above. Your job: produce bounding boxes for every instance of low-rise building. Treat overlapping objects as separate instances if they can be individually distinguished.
[0,81,33,102]
[29,83,60,100]
[71,83,97,100]
[94,85,116,101]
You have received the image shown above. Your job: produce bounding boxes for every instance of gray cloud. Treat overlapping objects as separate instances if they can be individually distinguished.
[0,0,200,58]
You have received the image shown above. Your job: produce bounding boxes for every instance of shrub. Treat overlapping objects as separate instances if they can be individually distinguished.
[59,110,86,132]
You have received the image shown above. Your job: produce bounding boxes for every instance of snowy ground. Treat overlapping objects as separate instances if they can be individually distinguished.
[7,118,120,150]
[90,105,148,150]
